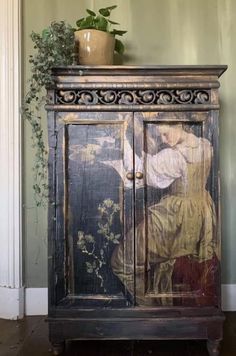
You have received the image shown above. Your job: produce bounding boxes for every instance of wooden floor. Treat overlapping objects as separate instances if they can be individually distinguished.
[0,312,235,355]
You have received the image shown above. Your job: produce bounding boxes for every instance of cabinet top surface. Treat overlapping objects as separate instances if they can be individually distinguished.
[51,65,227,78]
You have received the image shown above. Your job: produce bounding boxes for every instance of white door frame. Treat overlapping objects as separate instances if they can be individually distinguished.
[0,0,23,319]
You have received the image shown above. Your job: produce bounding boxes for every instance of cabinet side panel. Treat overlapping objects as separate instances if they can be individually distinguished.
[48,110,57,312]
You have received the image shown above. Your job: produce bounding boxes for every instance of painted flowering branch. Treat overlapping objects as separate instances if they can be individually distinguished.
[77,198,120,291]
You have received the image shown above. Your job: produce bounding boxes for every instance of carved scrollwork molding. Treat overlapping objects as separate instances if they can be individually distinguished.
[56,88,210,106]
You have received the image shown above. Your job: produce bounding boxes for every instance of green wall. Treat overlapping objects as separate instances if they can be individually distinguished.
[23,0,236,287]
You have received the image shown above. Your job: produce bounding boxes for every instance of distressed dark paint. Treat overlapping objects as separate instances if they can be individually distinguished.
[46,65,226,356]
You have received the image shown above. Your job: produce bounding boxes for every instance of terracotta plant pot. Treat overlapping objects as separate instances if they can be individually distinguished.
[74,29,115,65]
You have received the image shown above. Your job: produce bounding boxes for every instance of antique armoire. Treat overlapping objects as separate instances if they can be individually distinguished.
[46,65,227,355]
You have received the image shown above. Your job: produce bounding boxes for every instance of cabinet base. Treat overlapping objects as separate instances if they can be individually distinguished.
[48,309,224,355]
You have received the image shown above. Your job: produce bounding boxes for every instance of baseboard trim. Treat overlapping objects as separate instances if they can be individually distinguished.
[0,286,24,319]
[25,288,48,316]
[24,285,236,315]
[221,284,236,311]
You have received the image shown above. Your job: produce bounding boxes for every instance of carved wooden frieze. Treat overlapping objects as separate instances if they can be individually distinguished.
[56,88,210,106]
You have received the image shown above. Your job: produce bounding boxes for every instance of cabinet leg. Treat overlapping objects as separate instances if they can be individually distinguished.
[207,339,221,356]
[51,341,65,355]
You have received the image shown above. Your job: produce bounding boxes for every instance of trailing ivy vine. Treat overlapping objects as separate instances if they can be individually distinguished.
[22,21,75,206]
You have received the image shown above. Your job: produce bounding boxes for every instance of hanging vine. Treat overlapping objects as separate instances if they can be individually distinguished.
[22,21,75,206]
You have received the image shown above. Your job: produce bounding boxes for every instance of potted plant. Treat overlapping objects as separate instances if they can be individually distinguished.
[23,9,127,206]
[22,21,75,206]
[74,5,127,65]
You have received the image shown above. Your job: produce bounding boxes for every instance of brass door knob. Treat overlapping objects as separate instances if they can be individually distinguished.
[136,172,143,179]
[126,172,134,180]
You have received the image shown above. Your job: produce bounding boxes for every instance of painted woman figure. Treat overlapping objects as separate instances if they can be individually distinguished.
[106,124,218,305]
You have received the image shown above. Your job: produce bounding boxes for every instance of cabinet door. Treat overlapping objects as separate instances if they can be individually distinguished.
[133,111,220,307]
[51,112,134,308]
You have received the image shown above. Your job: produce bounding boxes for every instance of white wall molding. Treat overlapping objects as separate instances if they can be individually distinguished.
[0,0,23,319]
[0,286,24,320]
[24,286,236,315]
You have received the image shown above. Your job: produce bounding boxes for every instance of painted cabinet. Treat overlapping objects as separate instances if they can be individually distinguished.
[46,65,227,355]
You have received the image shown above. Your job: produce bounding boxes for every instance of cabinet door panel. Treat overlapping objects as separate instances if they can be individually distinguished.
[54,112,134,307]
[134,111,220,307]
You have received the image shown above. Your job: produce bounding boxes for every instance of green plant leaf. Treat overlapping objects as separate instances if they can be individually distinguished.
[108,19,120,25]
[79,16,95,29]
[76,18,84,27]
[99,8,110,17]
[94,16,108,31]
[115,38,124,54]
[42,29,49,39]
[110,29,127,36]
[104,5,117,11]
[86,9,96,16]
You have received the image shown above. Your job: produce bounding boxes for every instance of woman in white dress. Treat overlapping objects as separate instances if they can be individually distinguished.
[106,124,218,305]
